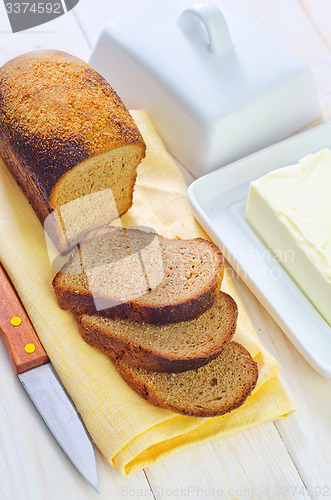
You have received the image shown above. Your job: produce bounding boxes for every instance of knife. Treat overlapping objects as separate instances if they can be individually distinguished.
[0,263,99,493]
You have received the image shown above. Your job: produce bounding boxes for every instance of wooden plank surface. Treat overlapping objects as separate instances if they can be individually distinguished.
[0,0,330,498]
[146,423,309,500]
[0,2,90,64]
[233,276,331,500]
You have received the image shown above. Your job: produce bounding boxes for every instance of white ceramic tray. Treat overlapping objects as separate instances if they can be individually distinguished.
[187,122,331,378]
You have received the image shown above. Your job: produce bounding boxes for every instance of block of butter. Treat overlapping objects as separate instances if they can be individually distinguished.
[245,148,331,327]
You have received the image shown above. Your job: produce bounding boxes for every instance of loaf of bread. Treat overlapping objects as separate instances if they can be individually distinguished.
[52,227,224,324]
[0,50,146,250]
[115,342,259,417]
[76,291,238,372]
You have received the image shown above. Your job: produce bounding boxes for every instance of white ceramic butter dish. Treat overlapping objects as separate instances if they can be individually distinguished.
[90,0,320,177]
[187,122,331,378]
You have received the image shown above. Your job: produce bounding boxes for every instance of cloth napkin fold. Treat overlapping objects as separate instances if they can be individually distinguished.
[0,109,295,475]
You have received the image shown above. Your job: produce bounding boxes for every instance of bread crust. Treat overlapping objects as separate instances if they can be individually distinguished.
[76,291,238,372]
[52,236,224,325]
[115,342,259,417]
[0,50,146,223]
[54,270,223,324]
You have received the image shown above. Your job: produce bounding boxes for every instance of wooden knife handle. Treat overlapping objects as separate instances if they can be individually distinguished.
[0,263,49,374]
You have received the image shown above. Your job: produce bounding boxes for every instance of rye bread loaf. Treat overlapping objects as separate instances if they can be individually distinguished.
[76,291,237,372]
[0,50,146,250]
[52,227,224,324]
[115,342,259,417]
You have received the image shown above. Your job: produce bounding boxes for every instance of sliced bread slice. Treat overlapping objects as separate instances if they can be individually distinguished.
[52,227,224,324]
[76,291,238,372]
[115,342,259,417]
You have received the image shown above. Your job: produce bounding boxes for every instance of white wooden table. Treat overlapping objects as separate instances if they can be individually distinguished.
[0,1,330,499]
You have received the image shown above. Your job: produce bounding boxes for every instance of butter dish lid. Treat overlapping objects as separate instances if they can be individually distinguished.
[90,0,320,176]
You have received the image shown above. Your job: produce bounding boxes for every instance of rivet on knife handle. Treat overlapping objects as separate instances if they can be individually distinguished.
[0,264,49,374]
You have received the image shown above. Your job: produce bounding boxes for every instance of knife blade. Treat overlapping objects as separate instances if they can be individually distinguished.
[0,263,99,493]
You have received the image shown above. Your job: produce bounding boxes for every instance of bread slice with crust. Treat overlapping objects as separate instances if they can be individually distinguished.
[115,342,259,417]
[76,291,238,372]
[52,227,224,325]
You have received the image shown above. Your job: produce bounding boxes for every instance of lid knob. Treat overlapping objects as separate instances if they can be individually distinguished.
[178,1,233,56]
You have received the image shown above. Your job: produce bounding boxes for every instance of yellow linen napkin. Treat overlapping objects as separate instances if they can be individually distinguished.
[0,109,295,475]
